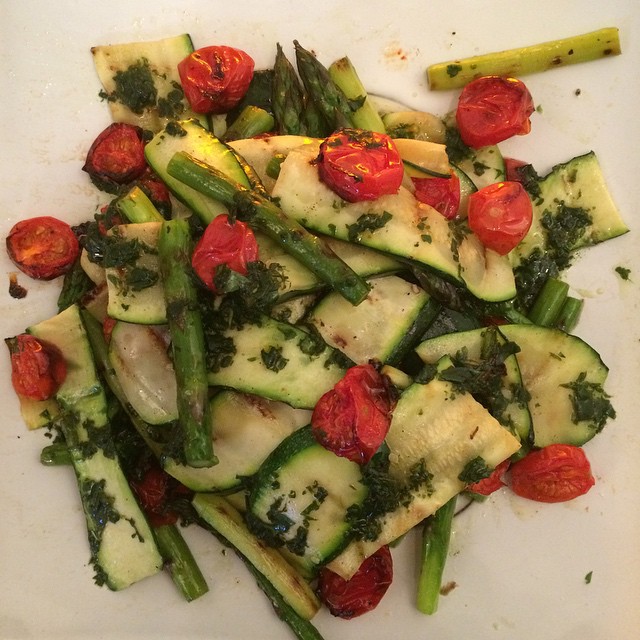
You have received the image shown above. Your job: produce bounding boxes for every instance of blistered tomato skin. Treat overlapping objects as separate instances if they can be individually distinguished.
[191,214,259,292]
[317,545,393,619]
[6,216,80,280]
[82,122,147,190]
[456,76,535,148]
[178,45,255,115]
[317,129,404,203]
[412,172,461,219]
[467,181,533,255]
[509,444,595,503]
[8,334,67,401]
[311,364,396,465]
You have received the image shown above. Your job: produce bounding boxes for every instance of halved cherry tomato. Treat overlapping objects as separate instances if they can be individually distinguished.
[130,461,191,527]
[466,459,510,496]
[317,545,393,619]
[412,172,461,219]
[504,157,529,182]
[311,364,395,465]
[178,45,255,115]
[6,216,80,280]
[191,214,259,292]
[7,334,67,401]
[467,181,533,255]
[456,76,535,148]
[317,128,404,203]
[509,444,595,503]
[82,123,147,191]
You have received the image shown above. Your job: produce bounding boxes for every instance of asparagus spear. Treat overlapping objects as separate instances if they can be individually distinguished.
[427,27,621,90]
[556,296,583,333]
[223,105,275,141]
[527,277,569,327]
[154,524,209,602]
[157,219,216,468]
[166,151,370,305]
[293,40,355,131]
[327,56,386,133]
[417,496,457,614]
[117,186,165,223]
[272,43,307,135]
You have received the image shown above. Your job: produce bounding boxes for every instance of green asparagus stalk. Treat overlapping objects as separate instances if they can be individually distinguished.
[427,27,621,90]
[527,277,569,326]
[166,151,370,305]
[223,105,275,141]
[157,219,216,468]
[57,257,94,312]
[273,43,307,135]
[154,524,209,602]
[117,186,165,223]
[294,40,355,131]
[555,296,584,333]
[328,56,386,133]
[417,496,457,614]
[301,96,329,137]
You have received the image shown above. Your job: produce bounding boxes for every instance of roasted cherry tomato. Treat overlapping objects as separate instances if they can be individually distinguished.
[191,214,259,292]
[412,172,461,219]
[509,444,595,503]
[456,76,535,148]
[466,459,510,496]
[7,334,67,401]
[130,460,191,527]
[311,364,395,465]
[467,181,533,255]
[6,216,80,280]
[178,45,255,115]
[317,545,393,619]
[317,128,404,203]
[504,157,529,182]
[82,123,147,192]
[136,168,172,218]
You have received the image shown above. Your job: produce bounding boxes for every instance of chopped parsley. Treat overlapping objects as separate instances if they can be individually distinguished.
[561,372,616,433]
[458,456,492,484]
[346,211,392,242]
[261,345,289,372]
[615,266,631,281]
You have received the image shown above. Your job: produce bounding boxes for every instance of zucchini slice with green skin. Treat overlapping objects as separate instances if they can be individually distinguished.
[193,493,321,620]
[108,321,178,426]
[104,222,165,325]
[91,34,207,132]
[453,144,505,191]
[382,110,447,144]
[165,391,310,492]
[327,373,521,579]
[247,426,368,576]
[207,314,347,409]
[145,119,251,222]
[499,324,614,447]
[307,275,438,366]
[272,143,515,302]
[415,326,533,446]
[513,151,629,265]
[28,305,163,590]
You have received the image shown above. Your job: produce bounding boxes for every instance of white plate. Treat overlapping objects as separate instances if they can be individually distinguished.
[1,1,639,639]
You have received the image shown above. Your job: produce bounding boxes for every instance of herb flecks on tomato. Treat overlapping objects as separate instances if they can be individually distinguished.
[191,214,259,293]
[509,444,595,503]
[468,181,533,255]
[311,364,395,465]
[456,76,535,148]
[412,171,461,219]
[7,333,67,401]
[317,128,404,203]
[6,216,80,280]
[178,45,255,115]
[317,545,393,619]
[82,123,147,192]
